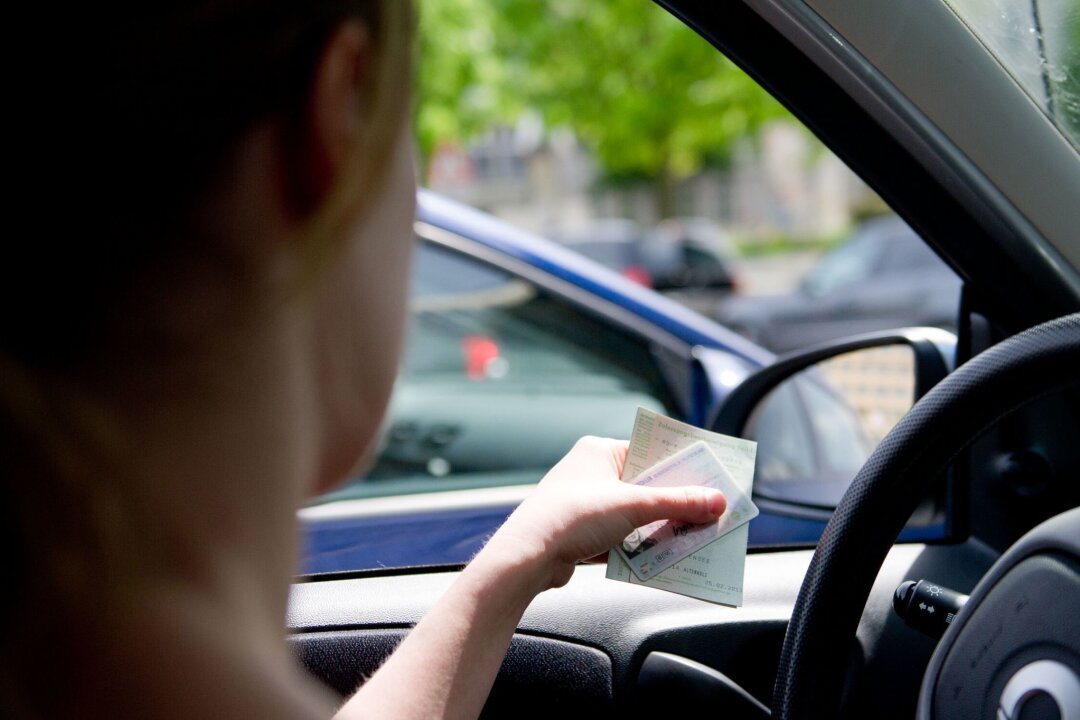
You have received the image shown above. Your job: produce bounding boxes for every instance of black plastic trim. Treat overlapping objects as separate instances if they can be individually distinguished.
[290,628,614,713]
[710,327,951,437]
[637,651,771,717]
[917,507,1080,719]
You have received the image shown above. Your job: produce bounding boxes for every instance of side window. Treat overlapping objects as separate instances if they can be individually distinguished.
[322,234,675,501]
[683,245,720,270]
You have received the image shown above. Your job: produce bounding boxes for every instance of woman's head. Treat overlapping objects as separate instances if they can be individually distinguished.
[9,0,416,368]
[2,0,418,628]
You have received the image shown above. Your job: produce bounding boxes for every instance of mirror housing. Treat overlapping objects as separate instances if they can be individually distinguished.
[710,327,956,437]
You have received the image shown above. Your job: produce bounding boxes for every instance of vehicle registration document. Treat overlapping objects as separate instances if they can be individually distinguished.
[614,441,758,581]
[606,407,759,606]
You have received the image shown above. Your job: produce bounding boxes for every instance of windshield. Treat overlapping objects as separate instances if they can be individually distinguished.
[945,0,1080,149]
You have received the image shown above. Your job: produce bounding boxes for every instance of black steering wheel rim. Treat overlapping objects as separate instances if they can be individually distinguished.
[772,312,1080,719]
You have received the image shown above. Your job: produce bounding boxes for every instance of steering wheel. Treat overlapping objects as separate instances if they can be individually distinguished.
[771,312,1080,719]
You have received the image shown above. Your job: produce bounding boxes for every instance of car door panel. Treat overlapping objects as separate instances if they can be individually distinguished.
[288,542,996,714]
[290,630,614,713]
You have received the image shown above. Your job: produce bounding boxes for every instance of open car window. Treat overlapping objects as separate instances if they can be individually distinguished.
[298,0,971,574]
[311,234,674,507]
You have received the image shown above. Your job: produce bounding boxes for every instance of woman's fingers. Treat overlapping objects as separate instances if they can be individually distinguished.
[582,486,726,565]
[623,484,726,528]
[492,436,728,587]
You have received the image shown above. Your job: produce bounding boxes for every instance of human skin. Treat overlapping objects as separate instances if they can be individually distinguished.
[8,19,726,720]
[339,436,726,719]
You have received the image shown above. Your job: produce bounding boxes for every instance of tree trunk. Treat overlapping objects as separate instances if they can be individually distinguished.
[655,167,677,220]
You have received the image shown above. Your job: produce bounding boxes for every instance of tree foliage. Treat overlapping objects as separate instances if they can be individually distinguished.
[415,0,789,189]
[414,0,521,161]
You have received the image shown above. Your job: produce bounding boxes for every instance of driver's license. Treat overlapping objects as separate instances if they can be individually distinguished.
[615,441,759,581]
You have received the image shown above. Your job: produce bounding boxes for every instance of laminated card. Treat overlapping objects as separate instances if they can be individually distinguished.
[606,407,758,606]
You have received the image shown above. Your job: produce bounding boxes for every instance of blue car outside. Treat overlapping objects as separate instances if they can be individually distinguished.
[299,191,943,574]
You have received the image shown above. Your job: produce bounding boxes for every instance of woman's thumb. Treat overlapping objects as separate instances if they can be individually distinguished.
[627,485,726,527]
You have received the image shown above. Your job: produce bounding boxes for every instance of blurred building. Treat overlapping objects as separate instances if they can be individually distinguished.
[426,117,877,246]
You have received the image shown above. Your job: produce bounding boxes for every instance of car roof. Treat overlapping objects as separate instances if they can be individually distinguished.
[416,190,772,367]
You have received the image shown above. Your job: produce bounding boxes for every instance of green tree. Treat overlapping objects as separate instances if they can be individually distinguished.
[414,0,519,163]
[416,0,789,215]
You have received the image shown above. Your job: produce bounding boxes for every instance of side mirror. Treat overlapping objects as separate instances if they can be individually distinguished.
[711,328,956,509]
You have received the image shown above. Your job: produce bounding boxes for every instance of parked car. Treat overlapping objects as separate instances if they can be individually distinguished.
[292,2,1080,719]
[715,214,962,352]
[303,191,882,571]
[559,218,738,295]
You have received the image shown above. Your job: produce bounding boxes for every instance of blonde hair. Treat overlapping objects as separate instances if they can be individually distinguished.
[0,0,416,682]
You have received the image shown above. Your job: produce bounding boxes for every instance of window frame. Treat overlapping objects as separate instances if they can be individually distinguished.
[414,221,705,418]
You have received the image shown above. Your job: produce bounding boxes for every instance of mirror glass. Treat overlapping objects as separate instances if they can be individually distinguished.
[745,346,915,508]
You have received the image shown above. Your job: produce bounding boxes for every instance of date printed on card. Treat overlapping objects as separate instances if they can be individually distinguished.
[615,442,758,581]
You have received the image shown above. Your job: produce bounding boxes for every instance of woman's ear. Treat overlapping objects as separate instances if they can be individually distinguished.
[296,20,371,213]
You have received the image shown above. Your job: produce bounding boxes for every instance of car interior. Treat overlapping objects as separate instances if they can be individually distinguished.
[288,1,1080,718]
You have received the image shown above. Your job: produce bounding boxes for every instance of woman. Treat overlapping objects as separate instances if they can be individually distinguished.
[2,2,726,717]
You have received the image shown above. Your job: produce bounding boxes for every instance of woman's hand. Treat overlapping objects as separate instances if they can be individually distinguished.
[341,436,727,720]
[484,436,727,591]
